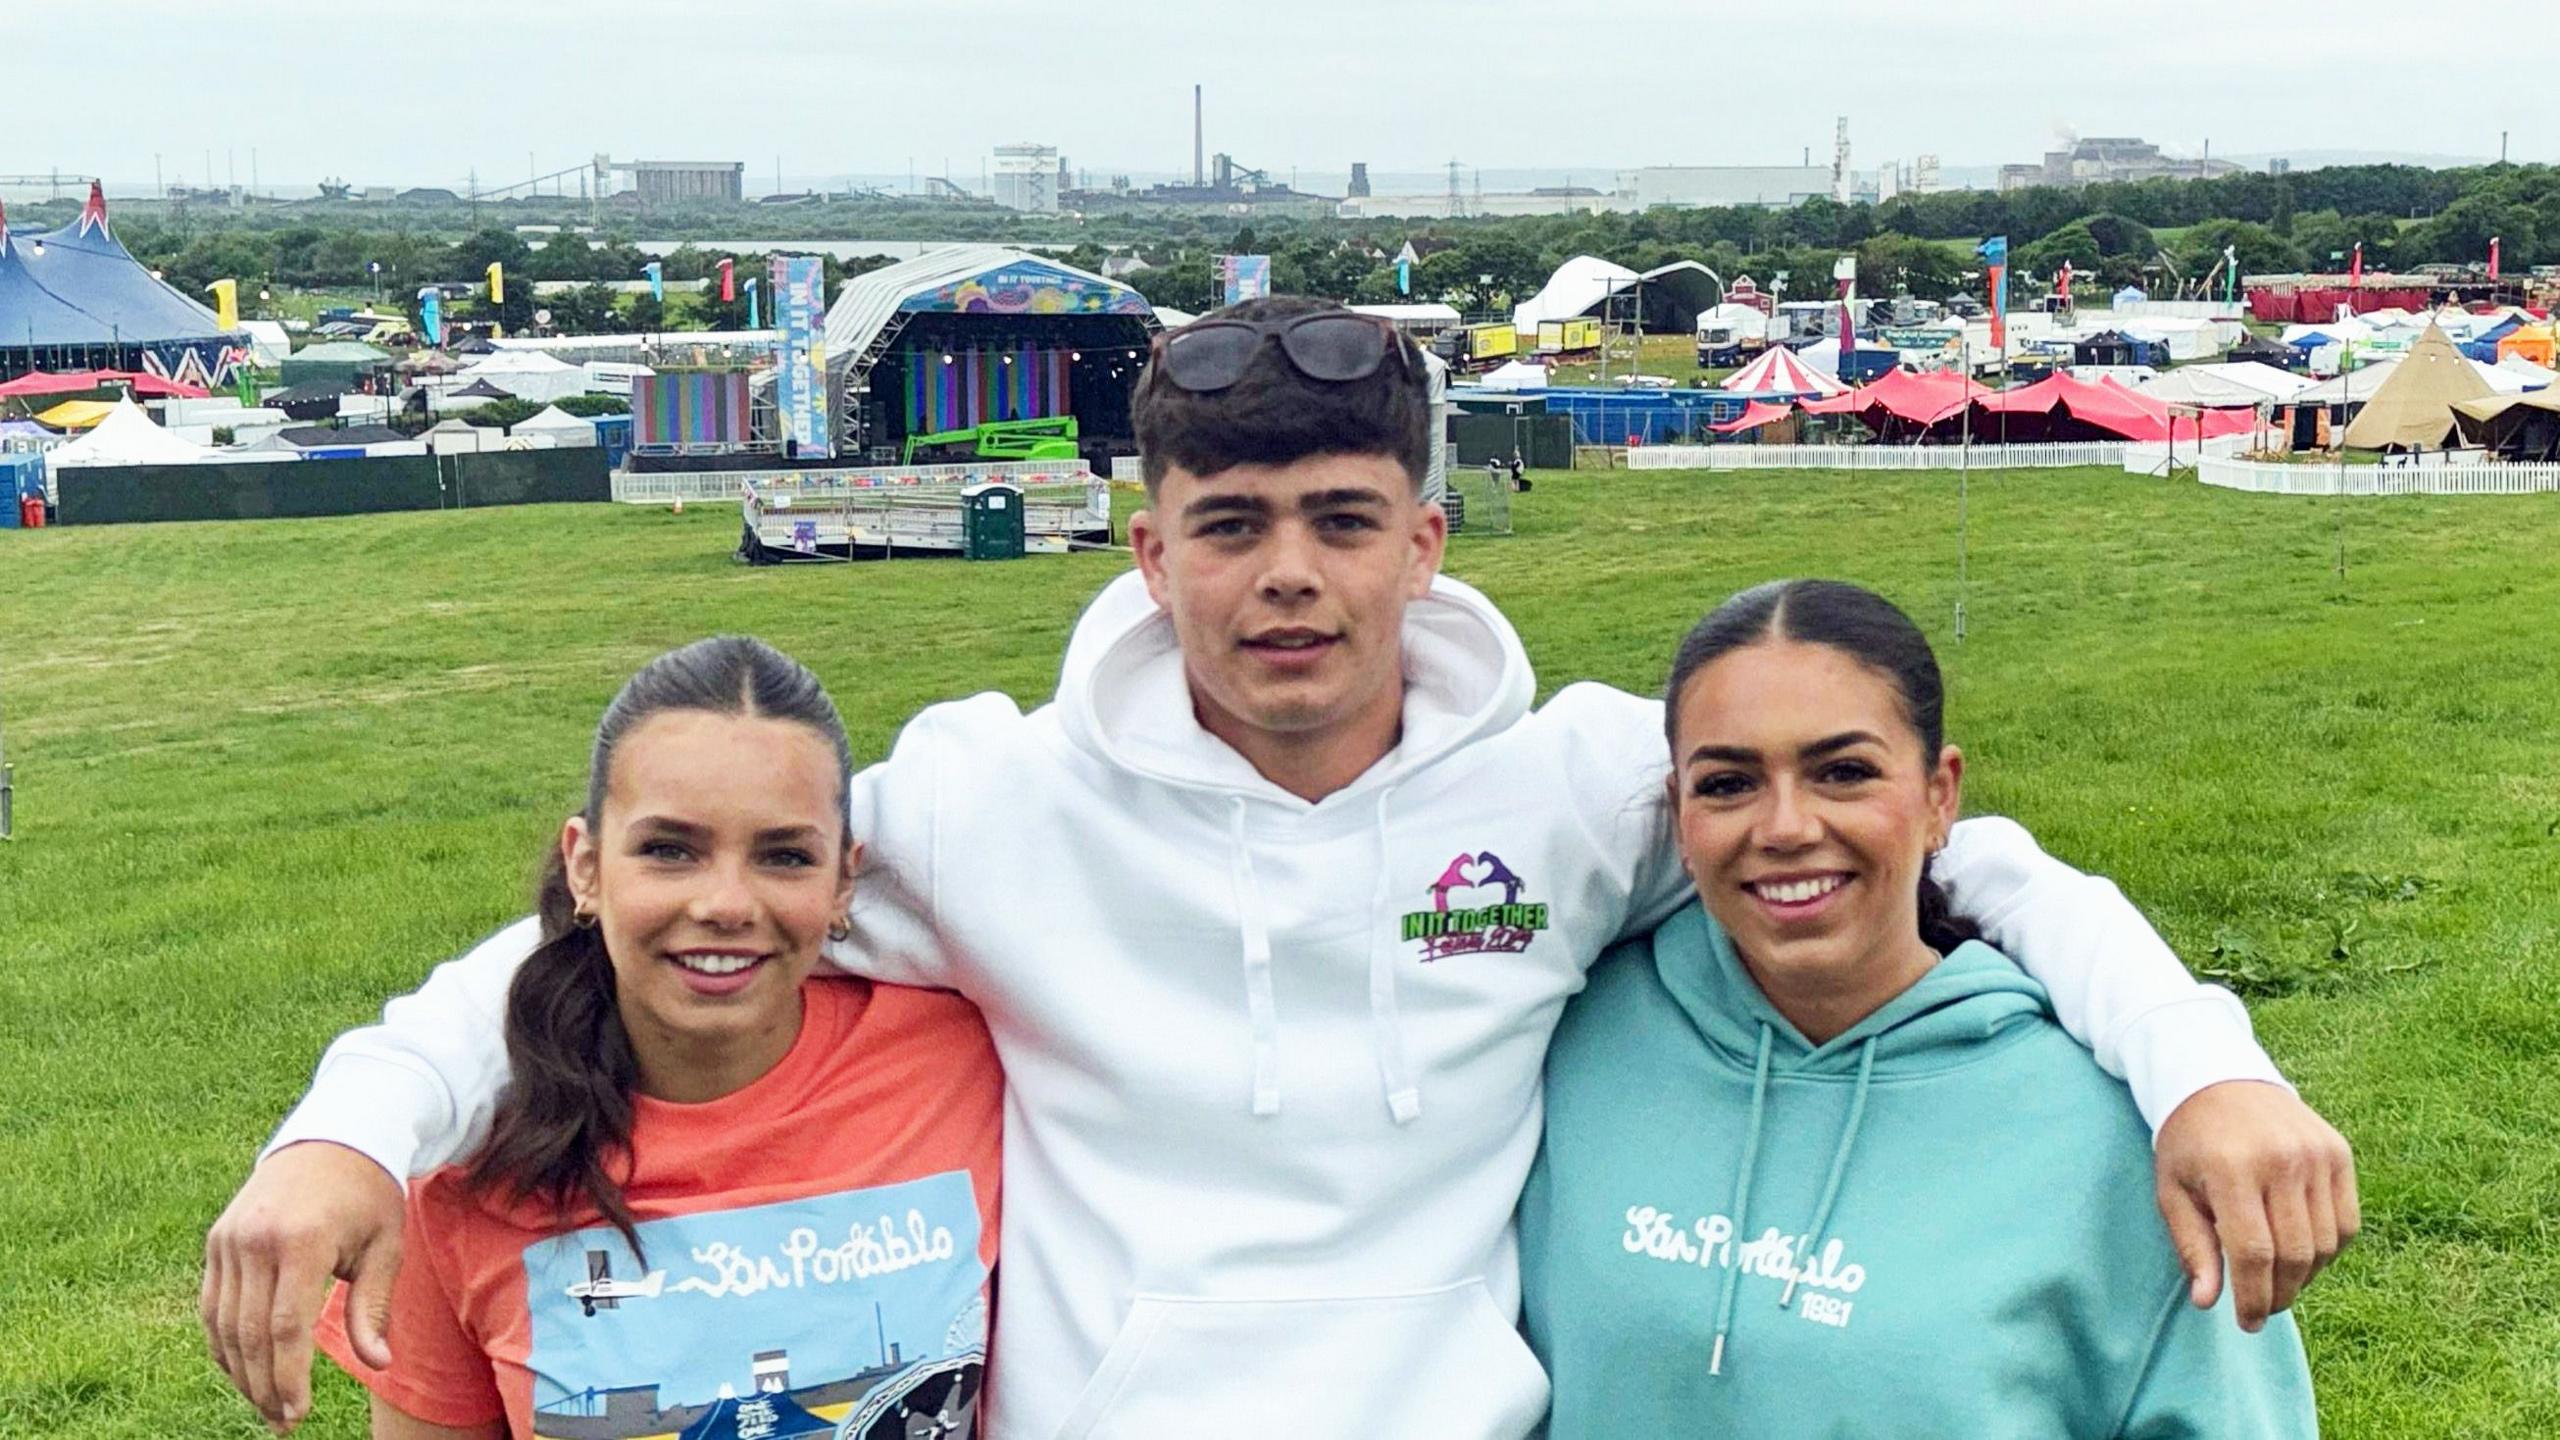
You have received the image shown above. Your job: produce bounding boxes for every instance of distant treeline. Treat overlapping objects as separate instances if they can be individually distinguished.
[20,161,2549,333]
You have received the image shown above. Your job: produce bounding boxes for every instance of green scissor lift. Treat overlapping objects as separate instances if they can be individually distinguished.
[902,416,1082,464]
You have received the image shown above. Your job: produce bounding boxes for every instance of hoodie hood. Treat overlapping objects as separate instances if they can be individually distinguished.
[1055,568,1535,807]
[1653,901,2050,1078]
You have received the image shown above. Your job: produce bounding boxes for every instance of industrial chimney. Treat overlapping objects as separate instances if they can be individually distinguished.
[1193,85,1205,188]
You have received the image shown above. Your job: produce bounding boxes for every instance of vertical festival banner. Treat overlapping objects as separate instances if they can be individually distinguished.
[1833,255,1857,367]
[1218,255,1271,307]
[1394,241,1418,297]
[2489,235,2501,281]
[2347,242,2363,287]
[718,257,736,302]
[771,254,830,456]
[1976,236,2008,349]
[643,261,664,302]
[417,287,443,346]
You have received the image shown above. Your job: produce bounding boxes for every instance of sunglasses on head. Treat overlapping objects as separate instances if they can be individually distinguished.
[1150,310,1413,393]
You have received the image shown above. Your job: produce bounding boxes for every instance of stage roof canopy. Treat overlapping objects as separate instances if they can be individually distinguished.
[822,246,1156,370]
[0,185,238,351]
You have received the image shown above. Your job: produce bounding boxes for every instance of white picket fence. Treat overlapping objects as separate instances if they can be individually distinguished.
[2119,432,2257,476]
[1626,442,2125,472]
[2197,455,2560,496]
[613,459,1095,504]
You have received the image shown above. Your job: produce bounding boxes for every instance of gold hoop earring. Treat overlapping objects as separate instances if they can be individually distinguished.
[827,918,851,943]
[573,908,598,930]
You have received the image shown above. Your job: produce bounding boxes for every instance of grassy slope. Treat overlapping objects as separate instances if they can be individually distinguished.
[2,469,2555,1435]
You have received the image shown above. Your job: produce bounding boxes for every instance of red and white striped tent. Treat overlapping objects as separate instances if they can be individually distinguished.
[1716,345,1846,397]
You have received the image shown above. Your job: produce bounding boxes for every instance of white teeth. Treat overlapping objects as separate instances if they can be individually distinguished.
[1261,635,1322,648]
[1756,876,1845,904]
[673,953,758,976]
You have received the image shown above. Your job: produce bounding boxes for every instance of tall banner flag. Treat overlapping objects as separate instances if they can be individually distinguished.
[718,257,736,302]
[206,279,239,331]
[643,261,664,302]
[1833,255,1858,367]
[484,262,504,305]
[417,286,443,346]
[2222,246,2238,304]
[2489,236,2501,281]
[1394,241,1419,297]
[1217,255,1272,307]
[769,255,829,456]
[1976,236,2008,348]
[2058,260,2073,309]
[744,278,760,329]
[2348,242,2363,287]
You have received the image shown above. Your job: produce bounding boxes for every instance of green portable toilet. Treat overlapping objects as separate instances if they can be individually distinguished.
[961,481,1025,560]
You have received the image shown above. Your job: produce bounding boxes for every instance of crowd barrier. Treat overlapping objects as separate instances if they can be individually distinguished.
[612,459,1094,505]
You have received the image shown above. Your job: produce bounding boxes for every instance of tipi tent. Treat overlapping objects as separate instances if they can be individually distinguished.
[2339,324,2493,450]
[44,396,216,466]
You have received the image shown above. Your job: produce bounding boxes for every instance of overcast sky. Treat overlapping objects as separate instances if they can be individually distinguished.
[19,0,2552,198]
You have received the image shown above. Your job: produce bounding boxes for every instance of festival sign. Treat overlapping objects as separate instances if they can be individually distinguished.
[770,254,830,456]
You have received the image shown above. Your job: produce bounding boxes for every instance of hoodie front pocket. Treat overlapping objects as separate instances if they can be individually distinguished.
[1051,1277,1550,1440]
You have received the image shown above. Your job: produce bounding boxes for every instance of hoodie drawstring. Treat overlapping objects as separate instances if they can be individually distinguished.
[1226,791,1422,1124]
[1779,1037,1877,1310]
[1367,788,1421,1124]
[1708,1022,1774,1378]
[1228,799,1282,1116]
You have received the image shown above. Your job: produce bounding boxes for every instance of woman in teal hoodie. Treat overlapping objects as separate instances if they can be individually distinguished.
[1519,579,2319,1438]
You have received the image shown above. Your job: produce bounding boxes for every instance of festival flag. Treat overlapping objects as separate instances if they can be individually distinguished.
[719,257,736,302]
[486,262,504,305]
[745,277,760,329]
[417,286,443,346]
[2348,242,2364,286]
[2222,245,2238,304]
[1833,255,1857,368]
[1976,236,2008,348]
[1394,240,1418,297]
[2489,236,2501,281]
[206,278,239,331]
[643,261,664,302]
[2058,260,2073,308]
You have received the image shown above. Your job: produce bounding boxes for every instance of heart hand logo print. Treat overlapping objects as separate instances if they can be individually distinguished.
[1404,850,1551,962]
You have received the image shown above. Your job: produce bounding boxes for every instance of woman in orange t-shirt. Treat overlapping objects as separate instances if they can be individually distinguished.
[317,636,1002,1440]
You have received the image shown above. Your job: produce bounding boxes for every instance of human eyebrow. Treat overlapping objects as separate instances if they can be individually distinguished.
[1182,493,1271,521]
[1801,731,1887,760]
[753,824,828,845]
[1297,487,1392,512]
[1685,744,1760,766]
[627,815,710,837]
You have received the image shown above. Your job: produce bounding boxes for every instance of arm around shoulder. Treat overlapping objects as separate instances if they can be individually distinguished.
[1935,815,2288,1133]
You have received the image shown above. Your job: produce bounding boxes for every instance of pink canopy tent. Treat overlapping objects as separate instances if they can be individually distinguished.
[1798,368,1990,428]
[1971,372,2257,442]
[0,367,209,399]
[1710,399,1797,434]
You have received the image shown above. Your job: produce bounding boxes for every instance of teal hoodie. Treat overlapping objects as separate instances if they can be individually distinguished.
[1520,903,2317,1439]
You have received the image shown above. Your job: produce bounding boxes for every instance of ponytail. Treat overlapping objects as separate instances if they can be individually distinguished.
[1915,859,1982,957]
[465,846,646,1261]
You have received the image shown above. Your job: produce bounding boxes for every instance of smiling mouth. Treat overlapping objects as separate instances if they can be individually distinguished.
[1242,631,1340,657]
[669,952,765,976]
[1745,874,1849,905]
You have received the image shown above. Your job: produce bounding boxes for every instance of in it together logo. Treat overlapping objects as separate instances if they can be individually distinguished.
[1402,851,1551,961]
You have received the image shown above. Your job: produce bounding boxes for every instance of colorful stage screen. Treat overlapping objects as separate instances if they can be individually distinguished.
[632,370,753,450]
[904,345,1075,434]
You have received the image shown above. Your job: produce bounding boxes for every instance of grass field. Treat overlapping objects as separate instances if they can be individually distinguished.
[3,467,2557,1436]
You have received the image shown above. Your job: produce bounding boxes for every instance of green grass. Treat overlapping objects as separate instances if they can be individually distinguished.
[4,469,2558,1436]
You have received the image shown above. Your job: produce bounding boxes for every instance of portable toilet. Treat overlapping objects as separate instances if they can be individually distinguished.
[0,454,44,528]
[960,481,1025,560]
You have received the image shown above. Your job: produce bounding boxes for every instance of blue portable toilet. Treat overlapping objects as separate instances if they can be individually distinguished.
[0,453,45,528]
[593,415,634,470]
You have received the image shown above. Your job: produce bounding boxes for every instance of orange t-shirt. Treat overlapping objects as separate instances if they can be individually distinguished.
[318,977,1001,1439]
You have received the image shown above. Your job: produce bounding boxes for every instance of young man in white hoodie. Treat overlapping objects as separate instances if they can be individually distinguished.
[207,298,2355,1437]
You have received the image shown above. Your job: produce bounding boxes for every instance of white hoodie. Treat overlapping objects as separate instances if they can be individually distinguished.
[271,569,2283,1440]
